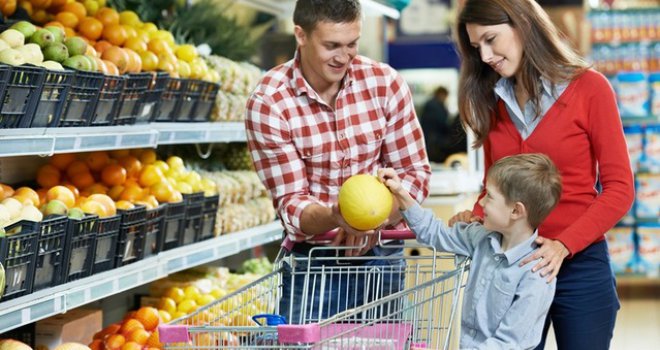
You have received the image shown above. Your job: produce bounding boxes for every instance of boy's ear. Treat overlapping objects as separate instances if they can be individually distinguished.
[511,201,527,220]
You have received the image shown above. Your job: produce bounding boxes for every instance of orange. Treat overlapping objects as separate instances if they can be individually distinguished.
[119,184,144,202]
[54,11,78,28]
[123,48,142,73]
[109,149,130,159]
[102,23,127,46]
[101,46,129,74]
[145,331,161,348]
[92,56,107,74]
[31,0,52,10]
[66,159,89,178]
[139,149,157,165]
[62,183,80,199]
[104,334,125,350]
[0,184,14,199]
[46,185,76,208]
[88,193,116,216]
[14,187,40,207]
[49,153,76,170]
[31,9,49,24]
[88,339,103,350]
[36,164,61,189]
[94,40,112,55]
[101,163,127,187]
[123,37,147,53]
[49,0,67,10]
[95,7,119,27]
[119,319,144,337]
[126,328,149,346]
[18,1,33,16]
[84,183,108,195]
[70,172,95,189]
[83,151,110,172]
[134,306,160,331]
[108,185,125,200]
[78,16,103,41]
[42,21,65,31]
[103,59,119,76]
[139,165,164,188]
[62,1,87,20]
[121,341,142,350]
[118,156,142,178]
[63,27,76,38]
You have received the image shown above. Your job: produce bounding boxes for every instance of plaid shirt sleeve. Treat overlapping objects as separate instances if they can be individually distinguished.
[381,70,431,205]
[245,92,321,240]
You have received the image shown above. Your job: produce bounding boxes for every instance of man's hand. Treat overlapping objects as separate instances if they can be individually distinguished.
[330,203,380,257]
[519,237,569,283]
[448,210,482,226]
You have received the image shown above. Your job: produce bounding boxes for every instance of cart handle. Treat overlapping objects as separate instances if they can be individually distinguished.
[282,229,416,251]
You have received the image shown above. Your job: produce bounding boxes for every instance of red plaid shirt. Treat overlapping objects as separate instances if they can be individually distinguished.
[245,53,431,242]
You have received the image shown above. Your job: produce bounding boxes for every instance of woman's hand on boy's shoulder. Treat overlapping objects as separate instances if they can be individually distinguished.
[448,210,483,227]
[520,237,569,283]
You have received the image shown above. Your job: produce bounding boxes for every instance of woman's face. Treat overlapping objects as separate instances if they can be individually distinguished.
[466,23,523,79]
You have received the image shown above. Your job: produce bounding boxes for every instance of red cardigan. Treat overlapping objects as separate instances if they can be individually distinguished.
[473,69,635,256]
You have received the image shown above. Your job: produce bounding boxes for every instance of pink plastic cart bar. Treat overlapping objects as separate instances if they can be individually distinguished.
[157,324,190,343]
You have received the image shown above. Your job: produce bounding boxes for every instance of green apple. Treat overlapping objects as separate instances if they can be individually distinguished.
[10,21,37,40]
[29,28,55,49]
[64,36,87,57]
[43,42,69,63]
[44,26,65,44]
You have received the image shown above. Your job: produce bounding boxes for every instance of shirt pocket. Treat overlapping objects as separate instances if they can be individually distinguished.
[354,131,384,162]
[298,142,329,170]
[487,275,516,324]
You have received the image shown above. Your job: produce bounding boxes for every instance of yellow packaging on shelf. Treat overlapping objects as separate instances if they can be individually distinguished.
[444,152,469,170]
[35,308,102,350]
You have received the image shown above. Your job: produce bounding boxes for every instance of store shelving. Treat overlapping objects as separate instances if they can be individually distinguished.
[0,220,283,334]
[0,122,246,157]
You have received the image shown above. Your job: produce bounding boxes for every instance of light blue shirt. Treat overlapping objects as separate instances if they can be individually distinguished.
[402,203,556,350]
[494,78,568,139]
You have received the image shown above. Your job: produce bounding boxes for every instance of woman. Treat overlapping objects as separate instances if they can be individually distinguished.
[450,0,634,348]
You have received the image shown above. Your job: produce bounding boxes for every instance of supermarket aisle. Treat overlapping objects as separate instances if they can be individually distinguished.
[543,298,660,350]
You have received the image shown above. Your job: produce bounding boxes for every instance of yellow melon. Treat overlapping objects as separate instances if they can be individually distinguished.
[338,174,393,230]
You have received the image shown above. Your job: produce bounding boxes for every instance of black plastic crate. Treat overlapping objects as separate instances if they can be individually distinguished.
[143,204,166,258]
[115,205,147,267]
[0,221,39,301]
[60,70,104,127]
[162,201,185,251]
[92,214,121,274]
[63,214,98,282]
[32,215,69,292]
[175,79,202,122]
[191,81,220,122]
[29,69,74,128]
[0,64,46,128]
[200,195,219,241]
[90,74,125,126]
[135,72,169,124]
[114,73,151,125]
[180,192,205,245]
[152,78,188,122]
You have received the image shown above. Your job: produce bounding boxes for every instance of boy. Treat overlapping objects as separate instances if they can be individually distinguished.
[379,153,562,350]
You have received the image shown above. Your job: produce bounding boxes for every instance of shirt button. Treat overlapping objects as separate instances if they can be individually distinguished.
[339,133,345,139]
[495,256,500,261]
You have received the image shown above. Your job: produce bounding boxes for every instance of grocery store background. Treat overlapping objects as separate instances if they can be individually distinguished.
[0,0,657,349]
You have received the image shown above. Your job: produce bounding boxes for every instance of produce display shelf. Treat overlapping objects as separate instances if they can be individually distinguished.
[0,221,283,334]
[0,122,246,157]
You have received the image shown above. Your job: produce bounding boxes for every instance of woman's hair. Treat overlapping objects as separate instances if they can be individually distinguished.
[456,0,589,147]
[293,0,361,33]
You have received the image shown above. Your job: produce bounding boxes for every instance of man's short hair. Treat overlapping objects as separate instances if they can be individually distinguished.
[487,153,562,228]
[293,0,362,33]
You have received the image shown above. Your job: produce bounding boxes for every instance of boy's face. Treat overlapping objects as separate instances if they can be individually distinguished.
[295,19,361,89]
[480,182,515,233]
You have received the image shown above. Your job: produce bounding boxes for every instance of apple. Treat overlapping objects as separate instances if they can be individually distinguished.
[10,21,37,40]
[45,26,65,44]
[43,42,69,63]
[0,29,25,48]
[64,36,87,57]
[29,28,55,49]
[63,55,92,71]
[0,48,26,66]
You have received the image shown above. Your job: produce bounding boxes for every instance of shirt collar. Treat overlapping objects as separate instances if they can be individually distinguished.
[488,230,539,266]
[494,76,564,101]
[290,49,354,97]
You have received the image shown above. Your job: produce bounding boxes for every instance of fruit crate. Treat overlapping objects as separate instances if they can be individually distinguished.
[161,201,186,251]
[90,74,125,126]
[200,194,220,241]
[152,77,188,122]
[31,215,69,292]
[0,220,39,301]
[113,72,151,125]
[29,68,74,128]
[192,81,220,122]
[175,79,202,122]
[180,192,205,245]
[63,214,98,283]
[135,72,169,124]
[0,64,46,128]
[59,70,104,127]
[91,214,121,274]
[115,205,147,267]
[143,204,166,258]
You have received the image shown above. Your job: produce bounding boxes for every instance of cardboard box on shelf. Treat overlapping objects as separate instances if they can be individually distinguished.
[35,308,102,350]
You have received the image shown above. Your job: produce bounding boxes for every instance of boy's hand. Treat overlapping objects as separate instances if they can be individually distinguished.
[448,210,483,226]
[520,237,569,283]
[378,168,415,210]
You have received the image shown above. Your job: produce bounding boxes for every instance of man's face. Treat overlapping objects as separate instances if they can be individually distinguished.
[295,19,361,89]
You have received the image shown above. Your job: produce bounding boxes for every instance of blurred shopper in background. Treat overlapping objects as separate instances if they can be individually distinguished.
[451,0,634,348]
[245,0,430,324]
[420,86,451,163]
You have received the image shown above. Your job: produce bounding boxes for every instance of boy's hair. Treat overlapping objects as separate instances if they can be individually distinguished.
[293,0,362,33]
[487,153,562,228]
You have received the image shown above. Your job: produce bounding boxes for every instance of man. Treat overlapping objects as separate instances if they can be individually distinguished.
[420,86,451,163]
[245,0,431,324]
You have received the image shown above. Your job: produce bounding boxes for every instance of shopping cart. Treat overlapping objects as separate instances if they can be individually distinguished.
[159,230,469,349]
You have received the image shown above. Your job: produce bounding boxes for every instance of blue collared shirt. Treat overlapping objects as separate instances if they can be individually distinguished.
[494,78,568,139]
[402,203,556,350]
